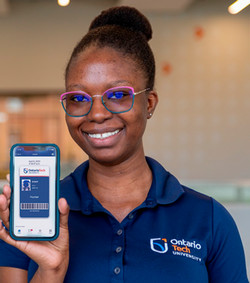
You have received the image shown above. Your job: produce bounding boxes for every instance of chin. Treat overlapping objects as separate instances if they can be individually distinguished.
[87,148,133,166]
[90,153,124,166]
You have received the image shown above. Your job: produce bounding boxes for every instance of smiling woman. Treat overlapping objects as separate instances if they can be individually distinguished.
[0,6,248,283]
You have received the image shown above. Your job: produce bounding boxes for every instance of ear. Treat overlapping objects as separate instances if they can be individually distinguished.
[146,90,158,119]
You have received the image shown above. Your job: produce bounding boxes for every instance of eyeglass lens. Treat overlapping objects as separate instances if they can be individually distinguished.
[62,87,134,116]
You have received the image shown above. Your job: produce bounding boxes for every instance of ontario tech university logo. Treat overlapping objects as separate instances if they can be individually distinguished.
[150,237,203,262]
[150,238,168,254]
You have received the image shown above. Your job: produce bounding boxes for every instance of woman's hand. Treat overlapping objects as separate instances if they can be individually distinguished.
[0,177,70,282]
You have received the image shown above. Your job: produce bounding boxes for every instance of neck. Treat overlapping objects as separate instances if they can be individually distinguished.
[87,150,152,222]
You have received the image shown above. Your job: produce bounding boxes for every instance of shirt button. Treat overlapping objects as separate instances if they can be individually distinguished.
[146,200,154,206]
[116,246,122,253]
[114,267,121,275]
[128,213,134,219]
[117,229,123,236]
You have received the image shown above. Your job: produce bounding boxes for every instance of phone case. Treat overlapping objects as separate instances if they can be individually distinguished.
[9,143,60,241]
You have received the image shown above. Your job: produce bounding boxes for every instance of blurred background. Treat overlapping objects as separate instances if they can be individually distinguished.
[0,0,249,277]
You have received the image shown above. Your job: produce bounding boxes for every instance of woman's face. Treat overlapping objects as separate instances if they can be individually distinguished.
[65,46,157,165]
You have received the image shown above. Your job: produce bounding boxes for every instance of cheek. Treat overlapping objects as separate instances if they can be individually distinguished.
[65,115,81,139]
[65,115,73,133]
[134,97,148,121]
[128,102,148,136]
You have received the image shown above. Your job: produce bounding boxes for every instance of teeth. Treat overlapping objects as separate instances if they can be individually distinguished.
[88,129,119,139]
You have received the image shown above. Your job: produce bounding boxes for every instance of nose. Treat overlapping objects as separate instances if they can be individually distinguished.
[87,95,112,123]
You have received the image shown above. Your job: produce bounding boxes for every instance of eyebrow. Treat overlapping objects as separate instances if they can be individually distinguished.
[67,84,85,91]
[110,80,132,86]
[67,80,132,91]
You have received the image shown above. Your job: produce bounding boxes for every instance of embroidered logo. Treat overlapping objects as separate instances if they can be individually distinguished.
[150,237,203,262]
[150,238,168,254]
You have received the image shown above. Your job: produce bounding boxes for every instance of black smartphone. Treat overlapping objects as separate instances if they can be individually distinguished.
[10,144,60,241]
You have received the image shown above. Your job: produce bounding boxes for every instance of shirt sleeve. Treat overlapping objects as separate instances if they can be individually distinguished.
[0,239,30,270]
[206,199,249,283]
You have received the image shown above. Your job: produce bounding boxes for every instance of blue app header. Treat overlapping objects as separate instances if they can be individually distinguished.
[14,146,56,157]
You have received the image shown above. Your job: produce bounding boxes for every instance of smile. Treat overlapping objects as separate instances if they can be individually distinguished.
[88,129,120,139]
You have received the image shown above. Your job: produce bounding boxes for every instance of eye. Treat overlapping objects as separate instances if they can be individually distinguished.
[106,89,131,100]
[69,93,91,102]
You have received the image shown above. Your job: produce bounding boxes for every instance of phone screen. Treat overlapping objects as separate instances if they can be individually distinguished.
[10,144,59,240]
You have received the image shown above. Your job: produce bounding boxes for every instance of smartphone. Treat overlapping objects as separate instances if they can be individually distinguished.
[10,144,60,241]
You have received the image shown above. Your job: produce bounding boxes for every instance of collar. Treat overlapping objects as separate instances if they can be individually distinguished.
[146,157,184,205]
[60,157,184,214]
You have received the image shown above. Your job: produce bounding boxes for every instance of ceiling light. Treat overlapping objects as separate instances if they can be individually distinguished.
[228,0,250,14]
[58,0,70,7]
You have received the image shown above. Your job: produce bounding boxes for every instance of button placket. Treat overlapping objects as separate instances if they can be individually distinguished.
[111,225,125,281]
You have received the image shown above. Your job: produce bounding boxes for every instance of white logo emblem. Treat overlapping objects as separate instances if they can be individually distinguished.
[150,238,168,254]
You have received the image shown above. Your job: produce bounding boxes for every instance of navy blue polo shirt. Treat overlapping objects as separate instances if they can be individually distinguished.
[0,157,248,282]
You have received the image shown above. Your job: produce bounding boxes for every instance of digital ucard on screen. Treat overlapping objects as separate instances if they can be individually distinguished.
[19,166,50,218]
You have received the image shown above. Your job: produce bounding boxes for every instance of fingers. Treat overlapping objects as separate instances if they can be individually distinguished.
[0,194,9,224]
[0,221,34,262]
[2,184,11,202]
[0,221,18,247]
[58,198,69,230]
[0,185,11,229]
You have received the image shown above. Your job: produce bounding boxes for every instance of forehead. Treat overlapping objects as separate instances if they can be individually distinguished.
[66,46,146,88]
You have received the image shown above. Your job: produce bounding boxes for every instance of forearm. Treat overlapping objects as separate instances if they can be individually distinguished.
[0,267,28,283]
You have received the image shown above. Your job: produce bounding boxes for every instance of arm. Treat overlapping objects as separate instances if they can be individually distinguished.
[0,183,70,283]
[0,267,28,283]
[206,199,249,283]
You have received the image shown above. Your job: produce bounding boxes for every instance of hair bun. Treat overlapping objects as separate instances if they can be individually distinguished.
[89,6,152,41]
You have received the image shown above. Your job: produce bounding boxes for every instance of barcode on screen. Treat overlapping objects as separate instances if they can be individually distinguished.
[20,203,49,210]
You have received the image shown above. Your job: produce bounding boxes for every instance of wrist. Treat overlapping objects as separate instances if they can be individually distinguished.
[31,260,69,283]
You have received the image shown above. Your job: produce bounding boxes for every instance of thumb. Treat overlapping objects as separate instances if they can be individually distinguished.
[58,198,70,230]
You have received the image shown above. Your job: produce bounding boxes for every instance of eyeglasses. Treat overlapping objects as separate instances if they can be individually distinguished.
[60,86,150,117]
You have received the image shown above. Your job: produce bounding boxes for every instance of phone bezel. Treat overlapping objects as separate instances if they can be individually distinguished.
[9,143,60,241]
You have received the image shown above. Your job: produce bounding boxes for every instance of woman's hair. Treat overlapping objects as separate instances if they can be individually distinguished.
[65,6,155,89]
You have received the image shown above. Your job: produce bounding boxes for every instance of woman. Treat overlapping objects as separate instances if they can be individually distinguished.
[0,6,248,283]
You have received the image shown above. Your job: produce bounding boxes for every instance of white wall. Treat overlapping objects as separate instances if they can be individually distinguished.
[0,0,116,91]
[145,0,250,180]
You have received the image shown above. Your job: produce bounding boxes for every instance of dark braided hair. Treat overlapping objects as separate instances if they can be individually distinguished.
[65,6,155,89]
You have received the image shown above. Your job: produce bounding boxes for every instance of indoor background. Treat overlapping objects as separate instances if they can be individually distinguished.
[0,0,249,277]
